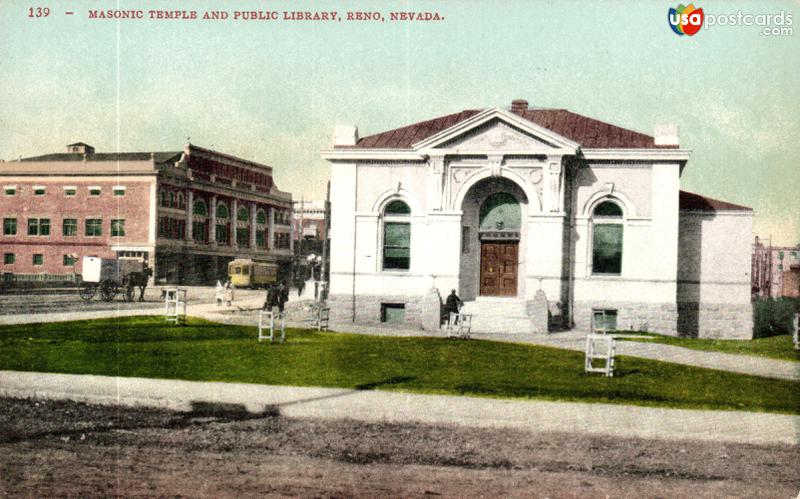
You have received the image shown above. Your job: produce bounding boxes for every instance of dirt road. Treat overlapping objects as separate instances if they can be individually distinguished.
[1,397,797,497]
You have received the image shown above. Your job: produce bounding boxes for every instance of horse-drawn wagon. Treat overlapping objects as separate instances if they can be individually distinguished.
[79,256,151,302]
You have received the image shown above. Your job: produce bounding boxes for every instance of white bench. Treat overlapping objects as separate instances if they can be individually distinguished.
[445,312,473,339]
[163,287,187,325]
[258,309,285,343]
[585,334,616,377]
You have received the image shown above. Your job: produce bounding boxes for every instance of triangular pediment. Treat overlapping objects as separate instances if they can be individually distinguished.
[435,119,555,151]
[413,107,579,154]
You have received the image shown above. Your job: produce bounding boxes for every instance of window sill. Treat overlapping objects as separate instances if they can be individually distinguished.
[380,269,411,275]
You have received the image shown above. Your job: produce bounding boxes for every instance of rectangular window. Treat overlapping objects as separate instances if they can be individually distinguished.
[63,218,78,236]
[592,309,618,333]
[381,303,406,324]
[192,221,207,242]
[3,186,16,196]
[63,186,76,196]
[3,253,14,265]
[3,218,16,235]
[63,254,76,266]
[779,251,784,260]
[111,219,125,237]
[27,218,50,236]
[33,186,46,195]
[236,227,250,246]
[255,229,266,248]
[89,187,101,196]
[592,224,623,275]
[85,218,102,236]
[112,186,126,196]
[383,222,411,270]
[216,224,229,244]
[32,254,43,266]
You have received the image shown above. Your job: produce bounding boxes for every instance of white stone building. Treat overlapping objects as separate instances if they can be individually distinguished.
[322,100,754,338]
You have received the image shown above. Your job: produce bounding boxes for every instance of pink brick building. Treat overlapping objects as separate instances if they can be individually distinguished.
[1,142,293,285]
[752,236,800,298]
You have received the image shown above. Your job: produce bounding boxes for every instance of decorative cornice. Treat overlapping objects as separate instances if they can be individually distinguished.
[581,148,691,161]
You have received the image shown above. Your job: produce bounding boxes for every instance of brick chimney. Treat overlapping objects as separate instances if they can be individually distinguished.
[510,99,529,112]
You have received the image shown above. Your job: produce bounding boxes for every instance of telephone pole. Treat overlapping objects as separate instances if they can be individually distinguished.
[321,181,331,301]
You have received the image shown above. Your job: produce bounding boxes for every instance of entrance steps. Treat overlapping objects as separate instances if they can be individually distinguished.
[459,298,532,334]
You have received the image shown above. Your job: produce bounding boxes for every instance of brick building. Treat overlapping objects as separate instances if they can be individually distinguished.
[752,237,800,298]
[0,142,293,285]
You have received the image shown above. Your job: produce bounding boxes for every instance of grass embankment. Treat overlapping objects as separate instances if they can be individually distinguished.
[618,333,799,363]
[0,317,797,414]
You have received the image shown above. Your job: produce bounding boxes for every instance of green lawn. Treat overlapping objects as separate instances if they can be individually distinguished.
[618,333,800,362]
[0,316,797,414]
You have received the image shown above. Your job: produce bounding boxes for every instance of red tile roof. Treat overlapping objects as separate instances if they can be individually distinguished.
[347,108,671,150]
[679,191,752,212]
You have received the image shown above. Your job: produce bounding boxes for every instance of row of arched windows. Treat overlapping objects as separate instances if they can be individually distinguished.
[186,199,269,248]
[375,196,626,276]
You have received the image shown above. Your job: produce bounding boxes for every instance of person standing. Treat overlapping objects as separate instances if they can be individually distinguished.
[444,289,463,322]
[278,281,289,313]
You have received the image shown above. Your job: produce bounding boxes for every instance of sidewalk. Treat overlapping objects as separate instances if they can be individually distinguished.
[1,370,796,446]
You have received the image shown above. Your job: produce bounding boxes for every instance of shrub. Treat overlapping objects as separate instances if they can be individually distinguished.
[753,297,800,338]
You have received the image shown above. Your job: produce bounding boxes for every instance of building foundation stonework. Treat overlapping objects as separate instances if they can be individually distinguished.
[322,100,755,339]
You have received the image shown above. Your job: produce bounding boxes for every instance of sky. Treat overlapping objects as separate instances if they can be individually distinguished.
[1,0,798,245]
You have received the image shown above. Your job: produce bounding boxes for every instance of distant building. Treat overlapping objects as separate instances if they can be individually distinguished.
[292,199,327,243]
[752,237,800,298]
[0,142,293,285]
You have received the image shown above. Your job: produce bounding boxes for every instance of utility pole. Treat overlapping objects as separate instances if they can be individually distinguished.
[298,195,304,258]
[321,181,331,301]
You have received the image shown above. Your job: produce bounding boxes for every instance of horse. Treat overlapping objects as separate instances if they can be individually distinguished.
[125,267,153,302]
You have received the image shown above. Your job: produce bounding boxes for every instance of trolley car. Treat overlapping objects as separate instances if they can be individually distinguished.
[228,259,277,289]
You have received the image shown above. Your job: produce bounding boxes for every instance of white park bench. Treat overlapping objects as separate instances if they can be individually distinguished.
[585,333,616,377]
[445,312,473,339]
[258,309,285,343]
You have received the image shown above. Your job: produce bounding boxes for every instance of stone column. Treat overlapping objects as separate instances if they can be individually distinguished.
[210,194,217,244]
[268,206,275,250]
[250,203,257,248]
[231,198,238,249]
[186,191,194,241]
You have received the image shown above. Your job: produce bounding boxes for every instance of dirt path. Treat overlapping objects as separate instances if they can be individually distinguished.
[0,398,797,497]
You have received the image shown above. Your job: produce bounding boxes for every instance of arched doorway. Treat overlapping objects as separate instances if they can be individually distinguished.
[459,177,528,300]
[478,193,521,296]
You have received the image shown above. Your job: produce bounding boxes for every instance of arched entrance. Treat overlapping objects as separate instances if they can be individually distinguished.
[458,177,528,300]
[478,193,521,296]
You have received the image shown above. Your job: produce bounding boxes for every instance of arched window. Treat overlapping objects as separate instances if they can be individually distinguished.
[382,200,411,270]
[193,200,207,216]
[479,193,520,231]
[177,192,185,209]
[592,200,624,275]
[237,206,250,222]
[159,189,167,208]
[255,209,267,248]
[216,202,230,244]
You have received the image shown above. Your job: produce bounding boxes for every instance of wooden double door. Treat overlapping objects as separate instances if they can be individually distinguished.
[479,241,519,296]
